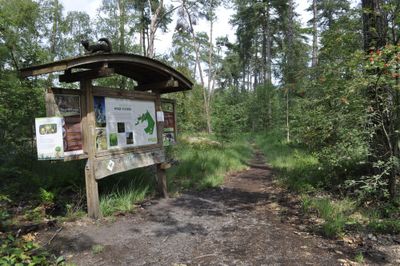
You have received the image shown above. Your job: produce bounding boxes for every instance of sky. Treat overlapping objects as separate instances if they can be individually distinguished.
[60,0,312,55]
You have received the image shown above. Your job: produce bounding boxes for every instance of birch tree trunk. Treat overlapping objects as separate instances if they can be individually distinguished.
[205,7,214,134]
[147,0,164,58]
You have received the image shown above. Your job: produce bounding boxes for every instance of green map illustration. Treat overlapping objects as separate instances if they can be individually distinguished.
[135,110,155,135]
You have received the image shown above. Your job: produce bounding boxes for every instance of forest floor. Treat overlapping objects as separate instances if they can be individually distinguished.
[38,150,400,265]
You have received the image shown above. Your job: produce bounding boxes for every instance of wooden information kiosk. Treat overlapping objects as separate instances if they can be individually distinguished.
[20,53,193,219]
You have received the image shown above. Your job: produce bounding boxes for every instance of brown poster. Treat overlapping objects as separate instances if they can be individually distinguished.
[54,94,83,154]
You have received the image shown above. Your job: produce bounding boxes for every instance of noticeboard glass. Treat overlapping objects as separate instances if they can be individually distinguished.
[94,96,158,151]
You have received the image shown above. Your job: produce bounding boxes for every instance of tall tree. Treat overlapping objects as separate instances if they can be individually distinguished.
[362,0,400,198]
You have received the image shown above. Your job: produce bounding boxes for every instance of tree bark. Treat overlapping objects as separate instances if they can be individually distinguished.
[311,0,318,68]
[147,0,164,58]
[205,4,214,134]
[118,0,126,53]
[362,0,387,52]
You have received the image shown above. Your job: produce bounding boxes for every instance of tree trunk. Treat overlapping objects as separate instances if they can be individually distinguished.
[362,0,387,52]
[311,0,318,68]
[205,6,214,134]
[182,0,212,133]
[118,0,126,53]
[140,9,146,56]
[147,0,164,58]
[286,88,290,142]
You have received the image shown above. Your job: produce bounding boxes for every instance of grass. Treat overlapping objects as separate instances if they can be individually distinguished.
[354,252,364,263]
[367,219,400,234]
[99,170,153,216]
[167,134,252,190]
[255,130,400,237]
[301,195,356,237]
[255,132,320,193]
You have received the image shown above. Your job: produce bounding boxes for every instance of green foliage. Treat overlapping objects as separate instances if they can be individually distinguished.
[212,87,248,139]
[368,219,400,234]
[172,85,207,133]
[39,188,55,205]
[167,134,252,190]
[0,235,49,265]
[0,194,11,229]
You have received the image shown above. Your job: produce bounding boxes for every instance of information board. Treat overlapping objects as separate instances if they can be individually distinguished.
[161,99,177,146]
[94,96,158,151]
[35,117,64,160]
[53,94,83,156]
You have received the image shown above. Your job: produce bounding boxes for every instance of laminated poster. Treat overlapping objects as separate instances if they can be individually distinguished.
[94,96,158,150]
[35,117,64,160]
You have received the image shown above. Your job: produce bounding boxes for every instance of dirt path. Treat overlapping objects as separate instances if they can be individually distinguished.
[39,151,392,265]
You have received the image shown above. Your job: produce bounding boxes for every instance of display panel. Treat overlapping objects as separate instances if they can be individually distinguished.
[161,100,177,146]
[35,117,64,160]
[94,96,158,151]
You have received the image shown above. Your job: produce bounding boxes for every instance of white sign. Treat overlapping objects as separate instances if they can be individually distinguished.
[35,117,64,160]
[157,111,164,122]
[107,160,115,171]
[94,97,158,150]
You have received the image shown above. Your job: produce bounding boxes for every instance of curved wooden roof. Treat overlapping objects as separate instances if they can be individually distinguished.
[19,53,193,93]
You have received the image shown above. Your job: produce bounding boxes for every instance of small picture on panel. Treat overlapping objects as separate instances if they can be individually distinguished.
[117,122,125,133]
[126,132,134,145]
[109,133,118,146]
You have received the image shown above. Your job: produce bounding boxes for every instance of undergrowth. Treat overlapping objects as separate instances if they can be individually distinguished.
[301,195,356,237]
[167,134,252,190]
[0,234,65,265]
[256,131,400,237]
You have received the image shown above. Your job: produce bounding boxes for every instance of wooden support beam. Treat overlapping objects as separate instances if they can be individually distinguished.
[81,79,101,219]
[59,68,114,83]
[154,93,168,198]
[136,79,178,91]
[156,164,168,198]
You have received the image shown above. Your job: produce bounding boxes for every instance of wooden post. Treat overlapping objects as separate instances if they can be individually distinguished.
[156,164,168,198]
[81,79,101,219]
[155,93,168,198]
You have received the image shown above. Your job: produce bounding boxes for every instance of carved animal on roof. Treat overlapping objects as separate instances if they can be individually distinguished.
[81,38,112,54]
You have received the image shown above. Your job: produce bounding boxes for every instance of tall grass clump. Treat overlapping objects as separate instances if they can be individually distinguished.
[99,170,154,216]
[167,134,252,190]
[302,196,356,237]
[255,132,320,192]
